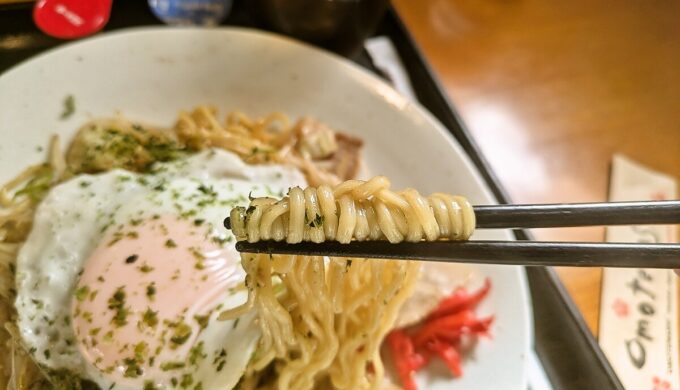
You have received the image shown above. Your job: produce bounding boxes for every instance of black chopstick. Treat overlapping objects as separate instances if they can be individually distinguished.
[235,240,680,268]
[227,200,680,268]
[474,200,680,228]
[224,200,680,230]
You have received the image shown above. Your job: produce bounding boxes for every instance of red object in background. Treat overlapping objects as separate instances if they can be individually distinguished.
[426,278,492,321]
[387,331,425,390]
[33,0,112,39]
[387,279,494,390]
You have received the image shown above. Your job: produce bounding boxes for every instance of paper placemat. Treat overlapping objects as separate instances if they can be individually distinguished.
[599,155,679,390]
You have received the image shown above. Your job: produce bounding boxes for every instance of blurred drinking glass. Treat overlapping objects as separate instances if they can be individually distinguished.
[250,0,390,57]
[149,0,233,26]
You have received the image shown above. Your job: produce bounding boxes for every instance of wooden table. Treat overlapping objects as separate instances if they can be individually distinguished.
[392,0,680,335]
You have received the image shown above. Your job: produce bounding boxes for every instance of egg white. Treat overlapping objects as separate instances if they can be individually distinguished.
[15,149,305,389]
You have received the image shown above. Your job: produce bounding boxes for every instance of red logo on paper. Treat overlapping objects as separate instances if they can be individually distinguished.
[33,0,112,40]
[650,192,667,201]
[612,298,629,318]
[653,376,671,390]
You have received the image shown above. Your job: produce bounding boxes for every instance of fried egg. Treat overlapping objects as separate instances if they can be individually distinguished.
[15,150,305,389]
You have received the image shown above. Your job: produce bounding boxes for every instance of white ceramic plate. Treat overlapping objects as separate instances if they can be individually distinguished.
[0,27,532,389]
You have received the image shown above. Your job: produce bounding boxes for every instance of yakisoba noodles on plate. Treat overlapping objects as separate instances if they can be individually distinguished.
[0,105,488,390]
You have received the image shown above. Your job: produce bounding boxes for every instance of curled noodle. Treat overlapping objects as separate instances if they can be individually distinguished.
[230,176,476,244]
[226,252,419,390]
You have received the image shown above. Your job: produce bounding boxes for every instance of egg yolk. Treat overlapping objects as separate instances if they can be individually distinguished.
[71,215,241,384]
